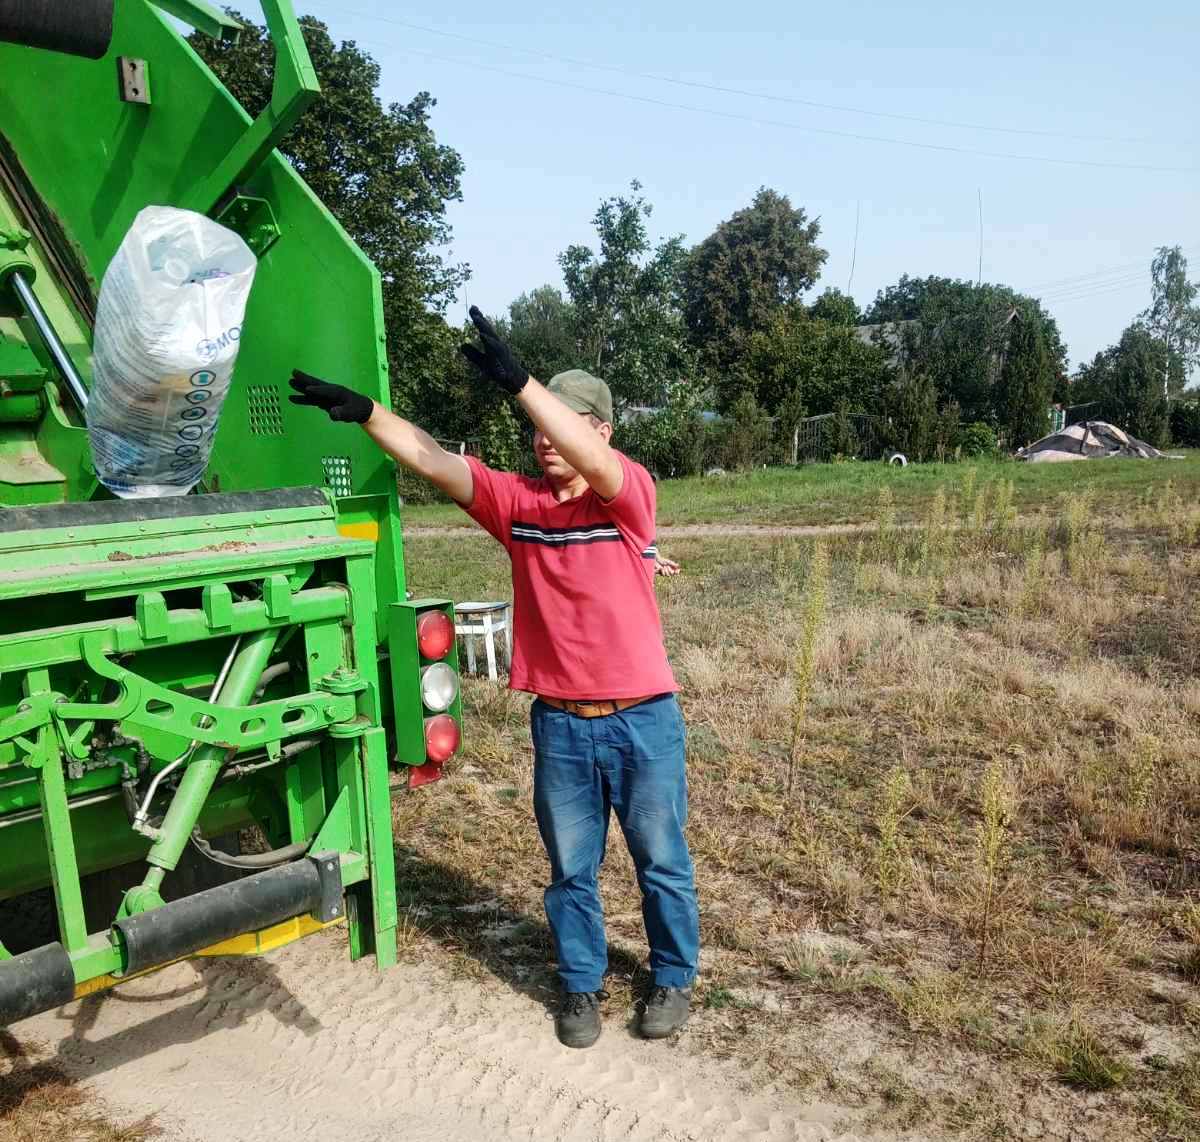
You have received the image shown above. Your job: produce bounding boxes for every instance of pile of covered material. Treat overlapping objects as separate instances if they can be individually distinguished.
[1016,420,1166,462]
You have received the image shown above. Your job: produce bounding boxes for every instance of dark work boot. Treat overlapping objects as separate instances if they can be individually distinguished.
[639,985,692,1039]
[556,990,606,1049]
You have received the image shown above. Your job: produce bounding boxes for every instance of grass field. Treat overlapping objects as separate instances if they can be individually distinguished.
[396,459,1200,1140]
[0,1036,157,1142]
[401,451,1200,530]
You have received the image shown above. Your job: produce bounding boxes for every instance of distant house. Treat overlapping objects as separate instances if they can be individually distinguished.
[855,309,1017,382]
[853,320,919,368]
[620,404,722,423]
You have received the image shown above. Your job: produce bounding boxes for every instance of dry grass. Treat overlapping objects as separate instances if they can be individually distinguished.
[401,469,1200,1141]
[0,1039,158,1142]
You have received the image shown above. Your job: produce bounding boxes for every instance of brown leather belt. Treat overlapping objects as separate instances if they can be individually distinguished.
[538,694,659,718]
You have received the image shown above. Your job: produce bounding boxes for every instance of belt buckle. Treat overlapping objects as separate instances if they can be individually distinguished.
[575,699,607,717]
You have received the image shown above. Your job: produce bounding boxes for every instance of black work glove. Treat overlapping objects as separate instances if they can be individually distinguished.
[459,305,529,395]
[287,369,374,424]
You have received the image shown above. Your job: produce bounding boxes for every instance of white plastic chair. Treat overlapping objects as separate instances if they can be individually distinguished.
[454,601,512,681]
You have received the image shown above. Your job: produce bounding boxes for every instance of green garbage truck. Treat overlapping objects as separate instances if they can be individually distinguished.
[0,0,461,1022]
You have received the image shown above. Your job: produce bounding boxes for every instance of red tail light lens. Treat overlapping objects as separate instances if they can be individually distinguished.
[416,610,454,660]
[424,714,460,764]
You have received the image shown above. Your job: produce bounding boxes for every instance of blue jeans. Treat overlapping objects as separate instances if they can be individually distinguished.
[530,694,700,993]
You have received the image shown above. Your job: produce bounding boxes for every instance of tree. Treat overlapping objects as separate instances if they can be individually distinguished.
[682,188,827,378]
[404,315,533,472]
[190,13,467,413]
[1169,393,1200,446]
[505,286,578,383]
[1140,246,1200,397]
[559,182,693,409]
[616,380,709,478]
[809,287,861,327]
[1073,324,1169,446]
[994,307,1054,448]
[737,305,891,420]
[864,275,1066,427]
[881,374,941,462]
[716,394,774,471]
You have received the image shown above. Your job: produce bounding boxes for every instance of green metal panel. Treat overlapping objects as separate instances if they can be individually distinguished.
[0,1,448,1007]
[0,0,407,608]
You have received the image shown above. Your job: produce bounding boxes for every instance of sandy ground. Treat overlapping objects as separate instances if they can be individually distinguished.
[12,930,895,1142]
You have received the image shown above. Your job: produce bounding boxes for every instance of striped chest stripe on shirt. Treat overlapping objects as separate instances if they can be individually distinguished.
[511,520,658,558]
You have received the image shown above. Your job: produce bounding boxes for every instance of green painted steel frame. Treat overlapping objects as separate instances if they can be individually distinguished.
[0,495,398,983]
[0,0,432,992]
[181,0,320,216]
[150,1,242,42]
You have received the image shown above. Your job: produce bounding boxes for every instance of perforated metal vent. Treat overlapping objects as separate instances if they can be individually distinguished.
[247,386,284,436]
[321,455,353,498]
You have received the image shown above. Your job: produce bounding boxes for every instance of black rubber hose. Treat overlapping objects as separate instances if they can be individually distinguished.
[0,0,114,59]
[190,830,311,871]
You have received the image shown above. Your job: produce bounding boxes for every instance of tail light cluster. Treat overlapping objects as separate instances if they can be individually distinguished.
[415,609,461,767]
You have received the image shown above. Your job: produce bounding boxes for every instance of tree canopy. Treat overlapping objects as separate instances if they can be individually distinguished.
[559,182,693,409]
[1140,246,1200,396]
[682,189,826,378]
[190,12,467,412]
[1073,324,1170,446]
[865,275,1065,432]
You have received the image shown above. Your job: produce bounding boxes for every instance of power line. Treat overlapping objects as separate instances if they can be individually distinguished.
[1026,245,1200,291]
[1039,268,1153,300]
[361,42,1199,176]
[976,189,983,286]
[1046,280,1154,305]
[312,3,1186,149]
[847,200,861,291]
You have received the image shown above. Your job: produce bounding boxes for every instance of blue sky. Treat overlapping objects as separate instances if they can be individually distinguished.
[290,0,1197,372]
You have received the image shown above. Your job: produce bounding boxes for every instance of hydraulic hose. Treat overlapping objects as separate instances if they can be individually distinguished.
[190,832,311,870]
[140,630,279,889]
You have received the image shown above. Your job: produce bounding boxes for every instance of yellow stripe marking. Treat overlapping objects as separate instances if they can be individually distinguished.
[72,915,343,1000]
[338,522,379,542]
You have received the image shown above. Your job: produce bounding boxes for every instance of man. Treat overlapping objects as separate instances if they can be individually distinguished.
[289,308,700,1049]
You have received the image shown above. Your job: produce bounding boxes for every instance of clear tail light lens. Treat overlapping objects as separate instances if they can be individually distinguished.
[420,662,459,712]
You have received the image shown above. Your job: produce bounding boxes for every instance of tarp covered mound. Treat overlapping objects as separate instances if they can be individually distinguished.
[1016,420,1166,463]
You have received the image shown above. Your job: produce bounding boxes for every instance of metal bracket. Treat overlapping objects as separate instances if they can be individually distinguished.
[17,725,57,770]
[307,852,343,922]
[214,193,281,257]
[319,667,366,695]
[148,0,241,42]
[0,693,56,745]
[0,228,31,253]
[50,633,357,750]
[117,57,150,104]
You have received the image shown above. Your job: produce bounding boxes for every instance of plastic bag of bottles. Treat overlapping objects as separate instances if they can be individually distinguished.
[86,205,257,498]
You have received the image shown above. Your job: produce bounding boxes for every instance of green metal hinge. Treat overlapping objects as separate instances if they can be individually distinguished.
[214,194,281,258]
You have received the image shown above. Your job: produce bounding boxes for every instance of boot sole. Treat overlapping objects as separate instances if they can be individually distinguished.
[639,1016,689,1039]
[557,1027,602,1049]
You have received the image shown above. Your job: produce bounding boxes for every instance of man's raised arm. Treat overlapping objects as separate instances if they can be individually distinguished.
[287,370,473,504]
[459,308,623,500]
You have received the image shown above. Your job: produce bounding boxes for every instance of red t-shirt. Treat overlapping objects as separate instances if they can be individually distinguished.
[458,451,678,700]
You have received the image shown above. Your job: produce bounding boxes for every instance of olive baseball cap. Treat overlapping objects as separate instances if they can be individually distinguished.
[547,369,613,426]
